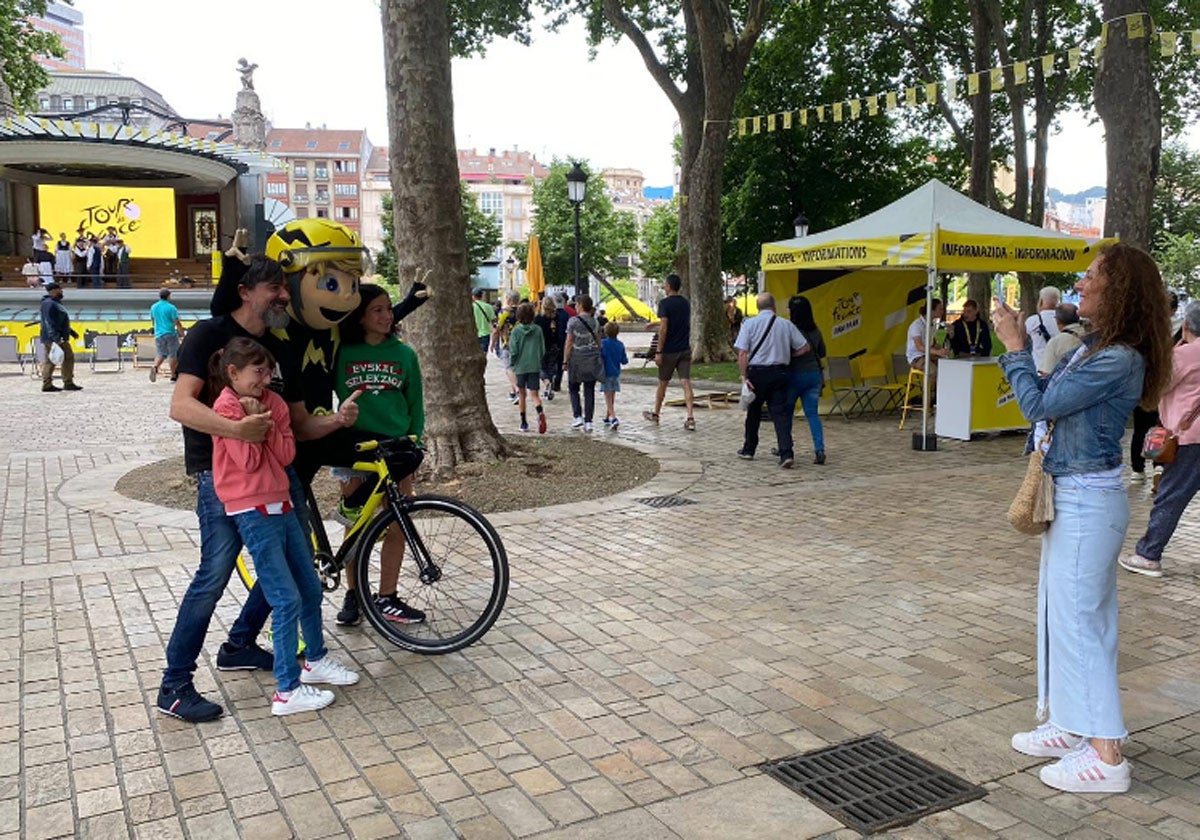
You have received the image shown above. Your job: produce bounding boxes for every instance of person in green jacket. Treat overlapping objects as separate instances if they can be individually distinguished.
[507,302,547,433]
[332,284,426,627]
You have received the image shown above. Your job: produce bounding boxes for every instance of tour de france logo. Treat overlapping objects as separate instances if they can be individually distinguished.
[74,197,143,238]
[996,376,1016,408]
[831,292,862,338]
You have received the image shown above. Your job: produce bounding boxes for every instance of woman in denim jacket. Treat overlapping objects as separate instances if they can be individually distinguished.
[993,243,1173,794]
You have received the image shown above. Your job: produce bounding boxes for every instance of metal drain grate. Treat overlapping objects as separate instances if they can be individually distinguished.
[760,734,986,835]
[635,495,697,509]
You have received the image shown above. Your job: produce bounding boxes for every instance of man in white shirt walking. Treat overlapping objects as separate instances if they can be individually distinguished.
[734,293,810,468]
[1025,286,1061,369]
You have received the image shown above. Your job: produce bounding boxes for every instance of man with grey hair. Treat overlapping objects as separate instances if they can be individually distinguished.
[1025,286,1061,368]
[1122,301,1200,577]
[1038,302,1086,374]
[734,292,810,468]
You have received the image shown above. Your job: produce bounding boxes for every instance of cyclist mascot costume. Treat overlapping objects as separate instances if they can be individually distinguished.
[210,218,428,482]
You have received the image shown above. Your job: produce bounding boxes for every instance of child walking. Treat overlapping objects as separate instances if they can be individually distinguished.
[210,337,359,716]
[600,321,628,428]
[333,284,429,628]
[508,302,547,432]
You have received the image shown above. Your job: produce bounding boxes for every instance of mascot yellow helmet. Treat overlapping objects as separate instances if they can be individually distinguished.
[265,219,367,330]
[265,218,369,275]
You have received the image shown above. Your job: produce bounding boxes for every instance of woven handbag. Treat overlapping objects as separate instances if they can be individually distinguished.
[1008,427,1055,535]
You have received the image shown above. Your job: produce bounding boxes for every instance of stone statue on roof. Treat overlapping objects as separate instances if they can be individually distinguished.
[236,58,258,91]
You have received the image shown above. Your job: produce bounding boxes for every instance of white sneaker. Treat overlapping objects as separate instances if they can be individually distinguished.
[1012,721,1084,757]
[1039,742,1131,794]
[272,684,334,716]
[584,422,594,433]
[571,416,584,428]
[300,655,359,686]
[1129,471,1146,484]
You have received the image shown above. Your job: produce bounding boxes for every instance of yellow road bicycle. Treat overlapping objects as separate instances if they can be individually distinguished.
[236,437,509,654]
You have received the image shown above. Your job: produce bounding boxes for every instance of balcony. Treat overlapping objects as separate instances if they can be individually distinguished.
[314,169,329,180]
[314,194,330,205]
[294,195,309,204]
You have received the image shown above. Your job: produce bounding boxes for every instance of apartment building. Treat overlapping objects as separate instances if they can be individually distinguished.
[264,126,370,235]
[459,147,549,291]
[30,2,85,70]
[34,70,178,128]
[601,166,670,299]
[360,145,391,256]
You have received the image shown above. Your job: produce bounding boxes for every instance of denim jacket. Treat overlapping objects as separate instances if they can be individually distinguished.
[998,340,1144,476]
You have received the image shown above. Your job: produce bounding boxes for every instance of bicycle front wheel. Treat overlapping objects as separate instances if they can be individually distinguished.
[356,495,508,654]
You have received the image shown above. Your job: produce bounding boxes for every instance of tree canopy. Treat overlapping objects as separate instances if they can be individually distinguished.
[510,160,638,286]
[376,184,501,284]
[0,0,66,109]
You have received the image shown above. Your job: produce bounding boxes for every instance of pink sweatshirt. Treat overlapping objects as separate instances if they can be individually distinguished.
[1160,340,1200,446]
[211,386,296,512]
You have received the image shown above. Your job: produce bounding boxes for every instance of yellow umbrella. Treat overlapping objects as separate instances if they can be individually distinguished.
[526,235,545,297]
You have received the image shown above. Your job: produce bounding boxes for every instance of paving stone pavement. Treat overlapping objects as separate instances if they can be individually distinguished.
[3,354,1200,840]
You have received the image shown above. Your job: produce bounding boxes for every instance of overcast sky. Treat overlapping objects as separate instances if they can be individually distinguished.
[72,0,1133,195]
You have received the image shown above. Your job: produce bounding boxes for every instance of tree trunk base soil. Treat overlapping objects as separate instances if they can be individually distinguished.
[117,436,659,516]
[424,427,512,480]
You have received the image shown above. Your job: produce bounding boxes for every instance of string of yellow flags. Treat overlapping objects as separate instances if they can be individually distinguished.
[736,13,1196,137]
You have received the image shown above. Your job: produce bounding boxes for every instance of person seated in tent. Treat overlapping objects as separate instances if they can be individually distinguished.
[906,298,949,396]
[947,299,992,358]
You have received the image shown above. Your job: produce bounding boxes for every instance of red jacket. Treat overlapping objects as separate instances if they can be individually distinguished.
[212,387,295,512]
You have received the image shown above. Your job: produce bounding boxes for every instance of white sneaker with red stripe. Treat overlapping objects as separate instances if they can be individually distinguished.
[271,684,334,716]
[1011,722,1084,757]
[1039,742,1131,793]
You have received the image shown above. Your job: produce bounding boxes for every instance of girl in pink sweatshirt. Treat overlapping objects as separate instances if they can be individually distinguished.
[210,337,358,716]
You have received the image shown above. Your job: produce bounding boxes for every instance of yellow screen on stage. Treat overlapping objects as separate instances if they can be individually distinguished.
[37,185,177,258]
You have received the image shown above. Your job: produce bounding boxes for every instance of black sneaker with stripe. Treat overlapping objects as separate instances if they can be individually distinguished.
[374,594,426,624]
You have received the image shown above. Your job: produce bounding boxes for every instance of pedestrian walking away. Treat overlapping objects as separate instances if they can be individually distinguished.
[39,283,81,392]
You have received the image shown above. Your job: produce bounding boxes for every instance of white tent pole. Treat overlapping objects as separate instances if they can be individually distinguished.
[921,223,941,447]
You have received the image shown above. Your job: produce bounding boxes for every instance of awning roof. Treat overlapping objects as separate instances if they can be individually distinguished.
[0,116,285,191]
[762,179,1112,274]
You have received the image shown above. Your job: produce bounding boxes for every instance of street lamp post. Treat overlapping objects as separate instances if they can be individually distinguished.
[566,162,587,299]
[793,211,809,239]
[504,255,516,292]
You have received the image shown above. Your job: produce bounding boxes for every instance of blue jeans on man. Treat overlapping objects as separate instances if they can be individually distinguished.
[231,508,328,692]
[160,467,308,690]
[1135,443,1200,562]
[743,365,793,463]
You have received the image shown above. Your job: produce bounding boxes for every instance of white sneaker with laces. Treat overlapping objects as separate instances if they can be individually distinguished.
[300,656,360,686]
[272,684,334,716]
[571,416,584,428]
[1039,742,1131,794]
[1011,721,1084,757]
[1129,471,1146,484]
[584,422,594,432]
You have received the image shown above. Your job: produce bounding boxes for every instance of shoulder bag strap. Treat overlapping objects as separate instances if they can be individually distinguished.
[1178,400,1200,432]
[747,314,777,365]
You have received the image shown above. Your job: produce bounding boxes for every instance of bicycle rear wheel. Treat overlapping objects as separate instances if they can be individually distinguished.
[356,495,508,654]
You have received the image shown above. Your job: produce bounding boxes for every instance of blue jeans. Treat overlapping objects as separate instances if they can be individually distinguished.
[1135,442,1200,561]
[788,369,825,453]
[161,467,308,689]
[232,509,328,692]
[1037,479,1128,738]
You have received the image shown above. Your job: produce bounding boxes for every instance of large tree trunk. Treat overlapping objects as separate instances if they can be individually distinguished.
[686,108,737,363]
[1095,2,1160,249]
[966,0,995,310]
[381,0,508,474]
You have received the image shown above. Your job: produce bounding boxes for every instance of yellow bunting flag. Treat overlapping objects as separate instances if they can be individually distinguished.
[1068,47,1081,70]
[738,118,746,137]
[1096,22,1109,60]
[849,99,861,119]
[1192,30,1200,53]
[800,108,808,126]
[905,86,917,107]
[967,73,980,96]
[1041,53,1056,76]
[1161,31,1177,56]
[885,92,897,111]
[1128,14,1146,39]
[816,105,825,122]
[752,116,761,134]
[1014,61,1027,85]
[867,95,879,115]
[783,110,792,130]
[833,102,843,122]
[924,82,938,104]
[945,78,959,101]
[767,113,776,132]
[990,67,1004,92]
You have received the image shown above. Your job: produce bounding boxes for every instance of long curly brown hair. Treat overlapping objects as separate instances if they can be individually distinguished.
[1089,243,1173,409]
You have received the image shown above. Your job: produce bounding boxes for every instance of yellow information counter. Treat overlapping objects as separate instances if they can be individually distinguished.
[935,358,1028,440]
